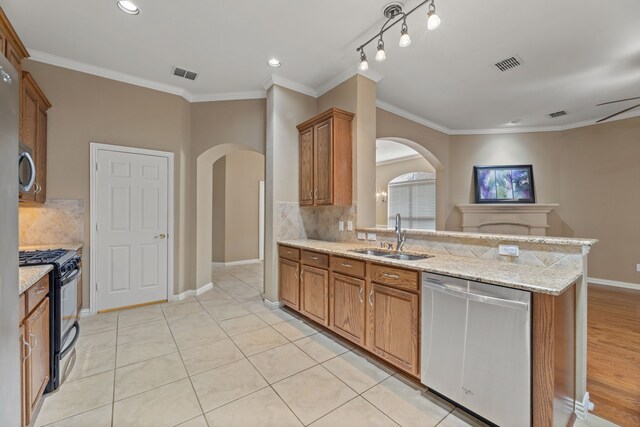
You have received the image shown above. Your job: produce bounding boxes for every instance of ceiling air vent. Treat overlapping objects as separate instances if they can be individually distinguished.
[547,110,567,118]
[172,66,198,81]
[494,56,523,72]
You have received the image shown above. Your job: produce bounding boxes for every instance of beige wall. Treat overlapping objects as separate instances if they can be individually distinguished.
[449,117,640,284]
[376,156,435,227]
[213,151,264,263]
[22,61,193,304]
[190,99,266,287]
[376,108,450,230]
[211,157,226,262]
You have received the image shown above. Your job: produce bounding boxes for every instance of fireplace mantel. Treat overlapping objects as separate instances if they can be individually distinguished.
[456,203,559,236]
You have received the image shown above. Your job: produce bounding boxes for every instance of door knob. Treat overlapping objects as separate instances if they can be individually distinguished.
[155,234,167,239]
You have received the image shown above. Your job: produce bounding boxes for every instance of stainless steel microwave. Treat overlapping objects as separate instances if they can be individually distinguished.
[18,143,36,198]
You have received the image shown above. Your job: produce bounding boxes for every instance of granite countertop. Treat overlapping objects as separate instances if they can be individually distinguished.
[20,242,84,252]
[19,265,54,295]
[278,239,583,296]
[356,227,598,248]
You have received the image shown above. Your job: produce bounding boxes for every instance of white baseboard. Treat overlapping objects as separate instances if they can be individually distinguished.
[588,277,640,291]
[263,298,281,309]
[575,392,594,420]
[79,309,91,318]
[171,282,214,301]
[212,259,262,268]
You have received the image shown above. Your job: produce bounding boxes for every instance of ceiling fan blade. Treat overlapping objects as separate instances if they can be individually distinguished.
[596,96,640,107]
[596,103,640,123]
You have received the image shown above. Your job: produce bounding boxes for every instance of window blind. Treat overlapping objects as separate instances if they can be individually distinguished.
[388,176,436,230]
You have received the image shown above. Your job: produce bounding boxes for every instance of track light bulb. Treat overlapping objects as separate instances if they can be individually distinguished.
[359,51,369,71]
[399,23,411,47]
[427,2,441,30]
[375,39,386,62]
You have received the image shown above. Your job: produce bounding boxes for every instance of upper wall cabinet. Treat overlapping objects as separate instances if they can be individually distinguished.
[297,108,354,207]
[0,8,29,76]
[20,72,51,204]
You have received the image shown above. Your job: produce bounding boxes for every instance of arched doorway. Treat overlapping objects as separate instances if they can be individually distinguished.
[375,137,446,230]
[196,143,264,289]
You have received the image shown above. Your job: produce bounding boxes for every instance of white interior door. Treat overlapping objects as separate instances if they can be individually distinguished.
[96,149,169,311]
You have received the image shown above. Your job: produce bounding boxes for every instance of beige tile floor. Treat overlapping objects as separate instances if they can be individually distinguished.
[34,262,618,427]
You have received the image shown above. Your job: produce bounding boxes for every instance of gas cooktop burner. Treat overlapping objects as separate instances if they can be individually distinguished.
[19,249,68,265]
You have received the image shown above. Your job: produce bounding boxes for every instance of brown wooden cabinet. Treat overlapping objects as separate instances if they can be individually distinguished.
[300,265,330,326]
[279,257,300,310]
[296,108,354,206]
[367,282,420,377]
[330,273,366,346]
[25,297,50,416]
[20,72,51,204]
[19,274,51,427]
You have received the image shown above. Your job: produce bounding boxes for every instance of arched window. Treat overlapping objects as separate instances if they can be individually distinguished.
[388,172,436,230]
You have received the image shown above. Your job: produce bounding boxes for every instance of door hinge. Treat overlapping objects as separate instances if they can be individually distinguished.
[95,162,99,171]
[95,282,99,292]
[95,223,99,232]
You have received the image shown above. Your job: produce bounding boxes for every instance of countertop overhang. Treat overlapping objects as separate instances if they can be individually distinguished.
[278,239,583,296]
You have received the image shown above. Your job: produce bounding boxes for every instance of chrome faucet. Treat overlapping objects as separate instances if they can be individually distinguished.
[395,213,406,251]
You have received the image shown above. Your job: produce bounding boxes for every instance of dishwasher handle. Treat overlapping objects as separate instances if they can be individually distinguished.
[424,281,529,311]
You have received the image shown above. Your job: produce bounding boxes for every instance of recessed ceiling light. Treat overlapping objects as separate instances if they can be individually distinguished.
[117,1,139,15]
[267,58,281,68]
[509,118,522,125]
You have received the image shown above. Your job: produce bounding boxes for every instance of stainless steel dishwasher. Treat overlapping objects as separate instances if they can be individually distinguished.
[421,273,531,426]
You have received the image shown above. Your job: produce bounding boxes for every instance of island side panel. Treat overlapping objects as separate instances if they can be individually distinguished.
[532,285,576,427]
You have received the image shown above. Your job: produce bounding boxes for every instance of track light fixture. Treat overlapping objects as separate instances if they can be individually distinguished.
[357,0,441,69]
[376,39,386,62]
[359,50,369,71]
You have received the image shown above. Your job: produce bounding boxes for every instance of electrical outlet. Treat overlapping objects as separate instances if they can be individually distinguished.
[367,233,377,241]
[338,221,344,231]
[347,221,353,231]
[637,264,640,272]
[498,244,520,257]
[357,232,366,240]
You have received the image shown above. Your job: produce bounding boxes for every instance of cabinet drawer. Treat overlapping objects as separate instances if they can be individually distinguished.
[331,256,365,278]
[19,293,26,323]
[301,250,329,269]
[371,264,419,292]
[279,245,300,261]
[26,276,49,314]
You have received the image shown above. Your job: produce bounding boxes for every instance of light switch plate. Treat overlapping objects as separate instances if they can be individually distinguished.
[338,221,344,231]
[367,233,377,241]
[357,232,366,240]
[498,244,520,256]
[347,221,353,231]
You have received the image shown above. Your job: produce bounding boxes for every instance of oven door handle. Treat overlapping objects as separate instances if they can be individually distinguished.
[60,321,80,359]
[61,268,81,286]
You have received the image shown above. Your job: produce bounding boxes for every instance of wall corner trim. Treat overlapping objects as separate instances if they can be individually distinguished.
[262,74,317,97]
[263,298,281,309]
[575,392,593,420]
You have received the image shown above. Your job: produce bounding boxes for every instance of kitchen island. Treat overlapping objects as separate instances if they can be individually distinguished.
[277,237,593,427]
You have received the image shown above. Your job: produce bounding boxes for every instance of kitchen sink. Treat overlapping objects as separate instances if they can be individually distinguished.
[384,253,431,261]
[349,249,394,257]
[349,248,432,261]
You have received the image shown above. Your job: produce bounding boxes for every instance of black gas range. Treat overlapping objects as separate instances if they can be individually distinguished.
[19,249,81,392]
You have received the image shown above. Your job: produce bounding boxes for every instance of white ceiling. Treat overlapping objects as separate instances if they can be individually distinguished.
[3,0,640,131]
[376,139,421,163]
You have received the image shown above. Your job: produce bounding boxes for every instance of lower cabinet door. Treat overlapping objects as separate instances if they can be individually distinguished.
[26,297,50,413]
[330,273,366,346]
[367,283,420,376]
[20,324,28,427]
[279,258,300,310]
[300,265,329,326]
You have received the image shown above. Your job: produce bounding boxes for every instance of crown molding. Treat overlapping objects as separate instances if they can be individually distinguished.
[376,99,452,134]
[316,67,384,97]
[28,49,193,100]
[376,153,425,166]
[262,74,317,97]
[377,98,640,136]
[190,91,266,103]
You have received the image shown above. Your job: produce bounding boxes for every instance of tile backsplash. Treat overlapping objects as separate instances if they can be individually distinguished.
[276,201,357,242]
[19,199,85,246]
